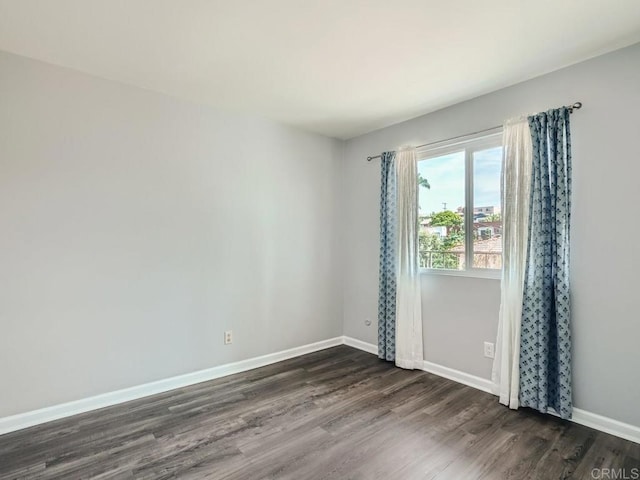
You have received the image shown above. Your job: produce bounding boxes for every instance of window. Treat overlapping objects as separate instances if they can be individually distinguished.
[417,131,503,277]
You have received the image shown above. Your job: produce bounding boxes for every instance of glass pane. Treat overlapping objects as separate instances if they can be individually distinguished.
[472,147,503,269]
[418,151,465,270]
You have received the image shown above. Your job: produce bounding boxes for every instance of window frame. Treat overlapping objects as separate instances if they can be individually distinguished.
[417,128,503,280]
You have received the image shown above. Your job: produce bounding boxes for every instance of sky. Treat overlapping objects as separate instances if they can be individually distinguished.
[417,146,502,216]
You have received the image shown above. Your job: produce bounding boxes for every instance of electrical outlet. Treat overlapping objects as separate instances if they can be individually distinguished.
[224,330,233,345]
[484,341,495,359]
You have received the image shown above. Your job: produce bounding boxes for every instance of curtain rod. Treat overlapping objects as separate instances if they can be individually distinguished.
[366,101,582,161]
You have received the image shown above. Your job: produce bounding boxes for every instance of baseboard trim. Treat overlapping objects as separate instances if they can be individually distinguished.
[572,408,640,445]
[342,336,640,445]
[421,360,494,394]
[0,336,343,436]
[343,335,378,355]
[341,337,493,394]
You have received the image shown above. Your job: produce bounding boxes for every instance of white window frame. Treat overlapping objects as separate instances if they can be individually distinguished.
[417,128,503,280]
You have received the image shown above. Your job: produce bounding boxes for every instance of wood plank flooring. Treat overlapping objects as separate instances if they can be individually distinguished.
[1,346,638,479]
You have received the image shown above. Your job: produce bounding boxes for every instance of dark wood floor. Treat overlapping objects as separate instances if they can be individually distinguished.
[1,346,638,479]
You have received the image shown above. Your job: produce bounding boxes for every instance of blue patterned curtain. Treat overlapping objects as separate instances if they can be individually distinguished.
[519,108,573,419]
[378,152,397,361]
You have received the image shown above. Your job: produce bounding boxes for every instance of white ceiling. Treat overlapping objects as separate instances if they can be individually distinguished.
[1,1,639,139]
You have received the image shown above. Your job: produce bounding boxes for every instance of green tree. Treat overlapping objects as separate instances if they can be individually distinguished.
[482,213,502,222]
[417,179,463,269]
[442,231,464,250]
[419,231,461,269]
[418,173,431,190]
[429,210,463,231]
[421,210,464,270]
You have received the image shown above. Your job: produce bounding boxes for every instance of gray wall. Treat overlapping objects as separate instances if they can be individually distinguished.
[0,51,344,418]
[342,43,640,427]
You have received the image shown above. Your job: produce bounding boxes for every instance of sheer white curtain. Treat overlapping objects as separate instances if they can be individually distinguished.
[492,118,532,408]
[394,147,424,370]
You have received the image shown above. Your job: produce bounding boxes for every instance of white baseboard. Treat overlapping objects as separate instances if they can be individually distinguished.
[342,336,640,445]
[572,408,640,445]
[343,335,378,355]
[0,336,343,436]
[421,360,494,394]
[341,336,493,394]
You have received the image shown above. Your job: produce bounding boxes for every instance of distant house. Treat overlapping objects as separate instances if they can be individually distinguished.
[420,217,502,239]
[457,205,501,221]
[474,221,502,239]
[425,226,447,237]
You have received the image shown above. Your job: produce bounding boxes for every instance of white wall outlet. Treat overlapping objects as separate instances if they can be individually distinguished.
[484,341,495,359]
[224,330,233,345]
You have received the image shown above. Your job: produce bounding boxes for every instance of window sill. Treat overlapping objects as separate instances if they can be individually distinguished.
[420,268,502,280]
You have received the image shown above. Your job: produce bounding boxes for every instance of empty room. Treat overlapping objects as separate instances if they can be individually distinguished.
[1,1,639,479]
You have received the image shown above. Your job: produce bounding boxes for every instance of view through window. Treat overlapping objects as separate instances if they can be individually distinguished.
[417,132,503,274]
